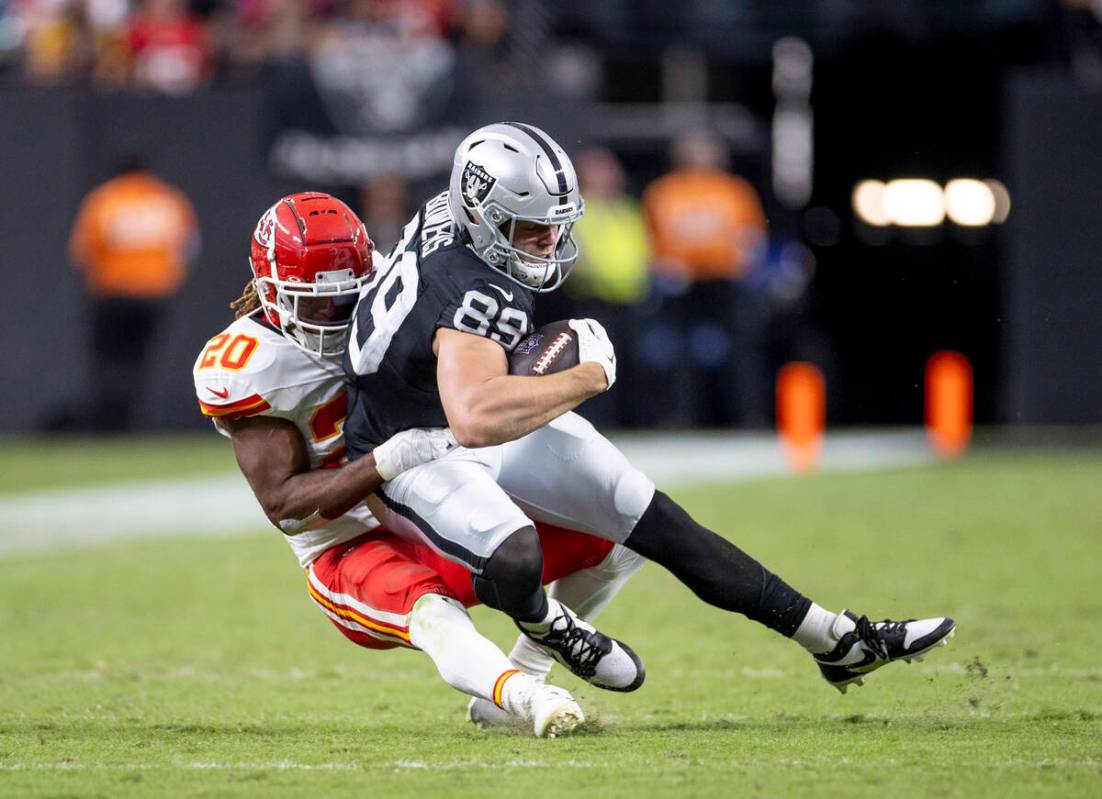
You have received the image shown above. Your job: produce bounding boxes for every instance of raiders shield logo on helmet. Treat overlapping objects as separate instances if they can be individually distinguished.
[462,161,497,207]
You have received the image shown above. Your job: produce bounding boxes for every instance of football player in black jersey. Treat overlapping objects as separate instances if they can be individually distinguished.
[345,123,956,697]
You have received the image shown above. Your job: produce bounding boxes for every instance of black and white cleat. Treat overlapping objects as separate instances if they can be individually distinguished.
[814,611,956,693]
[518,602,645,693]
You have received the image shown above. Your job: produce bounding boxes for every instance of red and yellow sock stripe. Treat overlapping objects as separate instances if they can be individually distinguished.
[492,669,522,709]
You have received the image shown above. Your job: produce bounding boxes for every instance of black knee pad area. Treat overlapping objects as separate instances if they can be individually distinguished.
[483,526,544,582]
[472,526,547,621]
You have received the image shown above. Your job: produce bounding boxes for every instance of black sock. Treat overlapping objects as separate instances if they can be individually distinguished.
[625,490,812,637]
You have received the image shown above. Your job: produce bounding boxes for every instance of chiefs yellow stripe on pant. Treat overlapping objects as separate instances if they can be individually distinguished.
[306,577,411,643]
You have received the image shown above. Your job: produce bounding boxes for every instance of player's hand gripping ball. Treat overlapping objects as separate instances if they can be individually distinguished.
[509,318,617,390]
[509,320,580,377]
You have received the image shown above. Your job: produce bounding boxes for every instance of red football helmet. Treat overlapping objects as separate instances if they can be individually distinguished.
[249,192,374,357]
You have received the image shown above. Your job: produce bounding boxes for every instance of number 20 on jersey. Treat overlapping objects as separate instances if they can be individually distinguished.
[199,334,259,371]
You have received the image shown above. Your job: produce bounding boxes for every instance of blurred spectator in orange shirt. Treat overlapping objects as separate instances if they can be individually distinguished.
[66,157,199,431]
[641,131,770,427]
[644,131,766,282]
[126,0,212,94]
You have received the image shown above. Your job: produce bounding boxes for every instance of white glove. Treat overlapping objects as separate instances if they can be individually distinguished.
[374,428,458,482]
[568,318,616,391]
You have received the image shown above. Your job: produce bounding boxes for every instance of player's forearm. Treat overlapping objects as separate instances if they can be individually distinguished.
[258,455,383,534]
[447,363,605,447]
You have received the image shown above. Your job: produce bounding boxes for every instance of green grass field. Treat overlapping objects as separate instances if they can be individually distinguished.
[2,439,1101,797]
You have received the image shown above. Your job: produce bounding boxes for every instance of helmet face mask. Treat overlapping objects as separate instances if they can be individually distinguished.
[249,193,373,358]
[448,122,585,292]
[254,266,364,357]
[473,201,582,291]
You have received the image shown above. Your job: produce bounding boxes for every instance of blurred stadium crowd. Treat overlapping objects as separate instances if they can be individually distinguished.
[4,0,1102,433]
[5,0,1102,93]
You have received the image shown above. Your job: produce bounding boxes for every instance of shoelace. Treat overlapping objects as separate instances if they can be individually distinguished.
[852,615,891,660]
[542,615,604,676]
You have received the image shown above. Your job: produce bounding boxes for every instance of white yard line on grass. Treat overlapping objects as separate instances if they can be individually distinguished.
[2,755,1100,771]
[0,430,933,557]
[1,474,266,556]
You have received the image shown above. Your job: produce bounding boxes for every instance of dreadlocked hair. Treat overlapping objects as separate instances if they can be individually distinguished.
[230,280,262,319]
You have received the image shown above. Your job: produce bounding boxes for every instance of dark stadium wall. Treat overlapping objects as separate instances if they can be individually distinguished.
[1002,74,1102,423]
[1,91,87,434]
[0,89,297,433]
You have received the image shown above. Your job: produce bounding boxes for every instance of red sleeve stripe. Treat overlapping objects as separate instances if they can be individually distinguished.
[198,393,271,419]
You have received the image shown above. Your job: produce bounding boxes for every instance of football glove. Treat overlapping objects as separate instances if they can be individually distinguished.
[374,427,458,482]
[568,318,617,390]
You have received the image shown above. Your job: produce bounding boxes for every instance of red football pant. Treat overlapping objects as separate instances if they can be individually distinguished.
[306,523,614,650]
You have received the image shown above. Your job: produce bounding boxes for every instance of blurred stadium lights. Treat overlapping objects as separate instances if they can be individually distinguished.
[851,180,891,227]
[944,179,996,226]
[985,179,1012,224]
[883,179,945,226]
[852,178,1010,229]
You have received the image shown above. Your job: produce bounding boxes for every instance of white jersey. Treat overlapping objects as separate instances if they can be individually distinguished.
[192,314,378,567]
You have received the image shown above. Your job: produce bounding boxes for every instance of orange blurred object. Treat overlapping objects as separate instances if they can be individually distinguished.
[925,351,973,457]
[69,171,197,299]
[776,362,825,473]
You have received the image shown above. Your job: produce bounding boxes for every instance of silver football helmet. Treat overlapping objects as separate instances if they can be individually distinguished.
[447,122,584,292]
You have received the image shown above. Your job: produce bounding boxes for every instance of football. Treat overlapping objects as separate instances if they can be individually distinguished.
[509,320,580,376]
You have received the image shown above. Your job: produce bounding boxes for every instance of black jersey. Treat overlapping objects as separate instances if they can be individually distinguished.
[343,191,534,456]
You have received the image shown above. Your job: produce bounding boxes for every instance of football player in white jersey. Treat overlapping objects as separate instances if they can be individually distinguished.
[193,192,644,737]
[344,123,956,698]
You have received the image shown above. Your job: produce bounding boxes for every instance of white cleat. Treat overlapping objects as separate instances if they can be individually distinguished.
[527,684,585,738]
[468,684,584,738]
[467,695,518,730]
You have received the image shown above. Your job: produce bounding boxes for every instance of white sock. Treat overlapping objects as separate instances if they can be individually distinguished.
[551,544,646,619]
[506,635,555,680]
[516,596,566,634]
[497,671,539,717]
[407,593,528,706]
[792,602,846,654]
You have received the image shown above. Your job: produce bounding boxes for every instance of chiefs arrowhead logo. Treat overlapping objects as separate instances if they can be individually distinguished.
[462,161,496,207]
[254,208,277,248]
